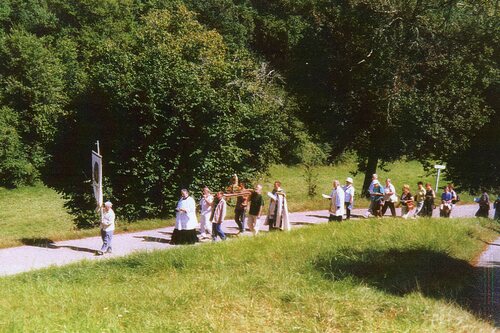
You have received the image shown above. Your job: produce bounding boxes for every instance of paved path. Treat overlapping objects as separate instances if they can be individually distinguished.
[0,204,493,277]
[471,237,500,327]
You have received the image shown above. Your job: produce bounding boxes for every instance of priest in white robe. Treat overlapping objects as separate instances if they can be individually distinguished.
[171,189,199,245]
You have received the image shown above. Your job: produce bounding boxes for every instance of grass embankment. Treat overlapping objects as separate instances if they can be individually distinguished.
[0,160,474,249]
[0,184,173,249]
[0,218,497,332]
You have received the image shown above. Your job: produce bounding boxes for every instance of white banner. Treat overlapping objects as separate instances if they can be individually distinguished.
[91,150,103,207]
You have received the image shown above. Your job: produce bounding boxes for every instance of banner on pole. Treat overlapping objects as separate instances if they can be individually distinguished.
[91,150,103,207]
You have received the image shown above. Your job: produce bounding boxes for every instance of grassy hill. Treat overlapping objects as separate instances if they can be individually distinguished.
[0,217,497,332]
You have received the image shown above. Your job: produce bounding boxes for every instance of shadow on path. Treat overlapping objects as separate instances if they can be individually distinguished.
[313,247,500,327]
[21,238,97,254]
[133,236,170,244]
[306,214,329,219]
[291,221,317,225]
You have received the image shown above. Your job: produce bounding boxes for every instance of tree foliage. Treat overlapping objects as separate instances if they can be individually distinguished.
[0,0,497,225]
[39,4,304,225]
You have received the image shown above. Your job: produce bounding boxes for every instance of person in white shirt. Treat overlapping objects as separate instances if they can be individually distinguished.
[97,201,115,255]
[328,180,345,222]
[212,191,227,241]
[381,178,397,217]
[199,187,213,238]
[343,177,355,220]
[171,189,199,245]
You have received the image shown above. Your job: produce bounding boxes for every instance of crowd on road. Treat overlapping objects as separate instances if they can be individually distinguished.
[325,173,500,222]
[95,174,500,251]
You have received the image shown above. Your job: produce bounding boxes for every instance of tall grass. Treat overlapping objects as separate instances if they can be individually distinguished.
[0,218,497,332]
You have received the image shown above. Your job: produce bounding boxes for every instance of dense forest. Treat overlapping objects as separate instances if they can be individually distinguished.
[0,0,497,225]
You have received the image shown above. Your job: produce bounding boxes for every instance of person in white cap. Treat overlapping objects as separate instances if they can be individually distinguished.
[97,201,115,255]
[343,177,355,220]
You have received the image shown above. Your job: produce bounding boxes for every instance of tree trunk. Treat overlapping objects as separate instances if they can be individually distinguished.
[362,153,378,197]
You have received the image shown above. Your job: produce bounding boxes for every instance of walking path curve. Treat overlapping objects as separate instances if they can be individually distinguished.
[0,204,491,277]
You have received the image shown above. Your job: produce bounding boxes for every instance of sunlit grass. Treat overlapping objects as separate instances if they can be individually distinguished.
[0,184,173,249]
[0,217,497,332]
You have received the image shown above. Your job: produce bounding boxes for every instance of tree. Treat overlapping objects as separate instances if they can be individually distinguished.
[44,5,305,225]
[0,29,67,186]
[248,0,498,194]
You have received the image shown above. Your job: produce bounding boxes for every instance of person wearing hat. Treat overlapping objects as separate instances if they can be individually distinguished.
[97,201,115,255]
[370,181,385,217]
[343,177,355,220]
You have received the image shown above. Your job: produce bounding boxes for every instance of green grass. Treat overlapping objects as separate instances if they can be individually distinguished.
[0,217,497,332]
[0,184,173,249]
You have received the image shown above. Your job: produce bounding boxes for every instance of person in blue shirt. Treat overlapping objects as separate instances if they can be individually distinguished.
[440,186,453,217]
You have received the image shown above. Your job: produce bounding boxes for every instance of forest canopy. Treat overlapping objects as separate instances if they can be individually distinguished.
[0,0,497,225]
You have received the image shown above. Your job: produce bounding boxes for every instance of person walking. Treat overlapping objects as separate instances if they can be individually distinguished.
[400,185,414,219]
[381,178,397,217]
[370,181,385,217]
[247,185,264,235]
[212,191,227,241]
[96,201,115,255]
[364,174,379,218]
[440,186,453,217]
[328,180,345,222]
[422,183,435,217]
[234,182,249,233]
[265,181,291,231]
[199,186,214,238]
[343,177,355,220]
[413,181,426,218]
[171,189,198,245]
[475,189,490,218]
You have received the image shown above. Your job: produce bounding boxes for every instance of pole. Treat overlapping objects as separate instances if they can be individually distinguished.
[435,168,441,193]
[96,140,103,222]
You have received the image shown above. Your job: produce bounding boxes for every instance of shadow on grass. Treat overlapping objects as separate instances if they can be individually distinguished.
[21,238,97,254]
[313,247,500,327]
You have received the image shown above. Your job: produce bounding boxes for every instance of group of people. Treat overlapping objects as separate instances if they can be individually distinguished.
[362,174,455,219]
[170,176,291,245]
[96,173,500,252]
[327,173,500,222]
